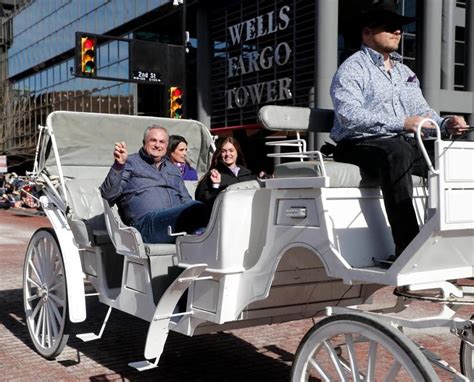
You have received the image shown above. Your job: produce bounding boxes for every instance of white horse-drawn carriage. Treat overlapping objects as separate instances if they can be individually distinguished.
[23,107,474,380]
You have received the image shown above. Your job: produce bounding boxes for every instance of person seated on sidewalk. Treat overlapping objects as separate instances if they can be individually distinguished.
[330,0,469,260]
[100,124,209,244]
[195,136,257,209]
[167,135,198,181]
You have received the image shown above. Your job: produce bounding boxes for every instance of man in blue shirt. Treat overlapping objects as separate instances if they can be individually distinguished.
[330,1,469,259]
[100,125,208,243]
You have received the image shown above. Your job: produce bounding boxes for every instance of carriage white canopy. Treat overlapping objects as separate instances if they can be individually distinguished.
[38,111,214,179]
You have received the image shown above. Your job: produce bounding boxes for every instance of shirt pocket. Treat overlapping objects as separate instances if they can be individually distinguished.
[401,82,423,99]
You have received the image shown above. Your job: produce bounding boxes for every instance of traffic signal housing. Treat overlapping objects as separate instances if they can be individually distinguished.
[78,35,96,76]
[169,86,183,118]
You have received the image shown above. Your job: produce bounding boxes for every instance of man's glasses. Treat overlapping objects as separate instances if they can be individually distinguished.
[381,22,404,33]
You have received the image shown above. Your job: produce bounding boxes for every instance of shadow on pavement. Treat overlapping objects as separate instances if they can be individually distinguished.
[1,288,294,381]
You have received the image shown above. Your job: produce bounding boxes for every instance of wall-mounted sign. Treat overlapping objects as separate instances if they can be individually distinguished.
[225,5,293,109]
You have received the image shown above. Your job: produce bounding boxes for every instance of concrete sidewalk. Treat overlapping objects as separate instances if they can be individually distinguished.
[0,208,470,381]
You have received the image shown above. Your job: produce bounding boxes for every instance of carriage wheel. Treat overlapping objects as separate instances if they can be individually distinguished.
[23,228,70,359]
[459,317,474,380]
[460,340,473,380]
[291,312,437,381]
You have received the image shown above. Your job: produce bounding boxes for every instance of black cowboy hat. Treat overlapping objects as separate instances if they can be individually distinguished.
[360,0,415,28]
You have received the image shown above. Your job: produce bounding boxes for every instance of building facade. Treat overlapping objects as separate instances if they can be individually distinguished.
[0,0,472,172]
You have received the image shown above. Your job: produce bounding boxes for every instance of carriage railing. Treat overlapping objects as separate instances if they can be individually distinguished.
[265,134,329,178]
[30,120,70,214]
[415,118,441,175]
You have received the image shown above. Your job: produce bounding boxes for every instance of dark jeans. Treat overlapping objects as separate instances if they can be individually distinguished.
[134,200,209,244]
[334,135,434,255]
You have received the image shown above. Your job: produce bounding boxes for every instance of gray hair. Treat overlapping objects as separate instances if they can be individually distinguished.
[143,124,168,143]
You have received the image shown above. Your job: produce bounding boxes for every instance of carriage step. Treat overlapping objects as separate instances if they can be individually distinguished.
[76,333,101,342]
[76,306,112,342]
[128,360,158,371]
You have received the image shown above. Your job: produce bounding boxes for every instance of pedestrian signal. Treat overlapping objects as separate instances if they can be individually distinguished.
[169,86,183,118]
[80,35,96,76]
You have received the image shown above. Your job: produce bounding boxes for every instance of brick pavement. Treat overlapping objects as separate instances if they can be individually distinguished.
[0,208,472,381]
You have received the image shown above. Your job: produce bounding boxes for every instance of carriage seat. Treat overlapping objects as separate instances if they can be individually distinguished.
[64,178,110,247]
[258,105,424,188]
[273,160,425,188]
[177,180,266,273]
[102,199,176,258]
[101,180,200,258]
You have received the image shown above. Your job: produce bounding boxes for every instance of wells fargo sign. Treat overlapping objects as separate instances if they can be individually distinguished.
[225,5,293,109]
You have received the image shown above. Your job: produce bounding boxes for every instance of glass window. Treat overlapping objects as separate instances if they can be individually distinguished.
[115,0,126,25]
[95,6,105,33]
[456,26,465,42]
[454,64,465,87]
[47,67,54,88]
[402,34,416,59]
[39,1,47,24]
[119,40,128,61]
[126,0,136,21]
[98,44,109,68]
[54,64,61,85]
[117,61,129,78]
[455,42,465,63]
[109,40,119,63]
[148,0,162,11]
[103,1,114,32]
[136,0,147,17]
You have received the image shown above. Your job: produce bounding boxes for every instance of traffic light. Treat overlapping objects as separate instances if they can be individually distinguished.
[169,86,183,118]
[80,35,96,76]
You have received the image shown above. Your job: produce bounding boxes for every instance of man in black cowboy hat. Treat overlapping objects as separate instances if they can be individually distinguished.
[330,0,469,263]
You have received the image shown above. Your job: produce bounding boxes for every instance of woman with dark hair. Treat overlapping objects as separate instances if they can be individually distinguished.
[167,135,198,181]
[195,136,256,209]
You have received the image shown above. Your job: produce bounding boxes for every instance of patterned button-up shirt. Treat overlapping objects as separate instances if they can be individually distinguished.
[330,45,443,142]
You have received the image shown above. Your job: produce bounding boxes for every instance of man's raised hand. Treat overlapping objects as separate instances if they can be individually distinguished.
[114,141,128,165]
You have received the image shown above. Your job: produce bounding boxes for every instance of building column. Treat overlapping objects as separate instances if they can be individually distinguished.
[196,5,211,128]
[467,0,474,125]
[441,0,455,90]
[315,0,338,109]
[313,0,338,149]
[421,0,443,112]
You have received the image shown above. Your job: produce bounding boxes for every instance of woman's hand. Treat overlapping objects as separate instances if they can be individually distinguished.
[210,169,221,184]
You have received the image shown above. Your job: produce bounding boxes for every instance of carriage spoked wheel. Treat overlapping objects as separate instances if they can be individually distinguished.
[291,312,438,381]
[23,228,70,359]
[459,315,474,380]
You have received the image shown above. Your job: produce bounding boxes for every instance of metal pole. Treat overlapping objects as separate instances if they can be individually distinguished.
[196,4,211,128]
[421,0,443,112]
[182,0,187,118]
[441,0,455,90]
[467,0,474,126]
[314,0,338,149]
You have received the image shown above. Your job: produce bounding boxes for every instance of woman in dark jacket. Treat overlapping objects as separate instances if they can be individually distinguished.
[195,136,256,209]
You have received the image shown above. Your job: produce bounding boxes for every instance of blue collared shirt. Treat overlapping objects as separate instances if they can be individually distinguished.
[330,45,443,142]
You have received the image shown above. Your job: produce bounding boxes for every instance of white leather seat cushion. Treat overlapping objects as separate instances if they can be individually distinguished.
[274,160,425,188]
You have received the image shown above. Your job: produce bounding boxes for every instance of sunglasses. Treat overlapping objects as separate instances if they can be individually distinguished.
[381,22,404,33]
